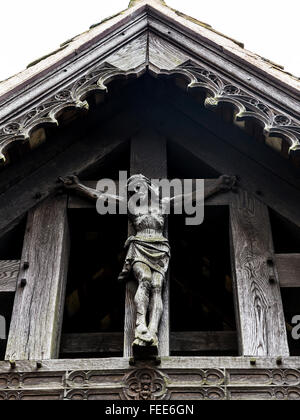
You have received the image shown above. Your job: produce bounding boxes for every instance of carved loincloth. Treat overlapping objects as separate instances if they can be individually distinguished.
[123,235,171,277]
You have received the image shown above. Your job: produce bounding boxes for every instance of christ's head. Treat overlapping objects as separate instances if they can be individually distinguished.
[127,174,159,201]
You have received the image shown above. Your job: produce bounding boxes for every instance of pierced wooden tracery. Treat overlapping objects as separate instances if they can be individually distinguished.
[159,61,300,156]
[0,60,299,163]
[0,64,140,161]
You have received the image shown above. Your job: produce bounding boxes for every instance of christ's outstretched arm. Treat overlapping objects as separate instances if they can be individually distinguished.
[165,175,237,208]
[59,175,125,204]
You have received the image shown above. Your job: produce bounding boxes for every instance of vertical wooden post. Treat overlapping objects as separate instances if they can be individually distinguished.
[124,128,169,357]
[5,195,70,360]
[230,190,289,356]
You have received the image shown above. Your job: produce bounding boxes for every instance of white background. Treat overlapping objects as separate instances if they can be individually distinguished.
[0,0,299,81]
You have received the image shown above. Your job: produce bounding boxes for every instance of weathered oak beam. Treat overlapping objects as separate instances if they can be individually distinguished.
[60,331,237,355]
[0,260,19,293]
[230,190,289,357]
[1,355,300,374]
[170,331,237,353]
[276,254,300,288]
[5,195,70,361]
[3,253,298,297]
[61,332,123,355]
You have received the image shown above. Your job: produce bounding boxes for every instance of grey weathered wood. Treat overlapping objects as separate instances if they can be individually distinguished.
[162,83,300,190]
[124,128,169,357]
[68,179,233,208]
[0,355,300,374]
[5,195,70,361]
[0,110,139,239]
[107,33,147,70]
[61,332,123,354]
[1,5,298,129]
[144,100,300,229]
[61,331,237,354]
[276,254,300,288]
[230,190,289,357]
[170,331,237,353]
[149,32,189,70]
[0,260,20,293]
[147,14,300,114]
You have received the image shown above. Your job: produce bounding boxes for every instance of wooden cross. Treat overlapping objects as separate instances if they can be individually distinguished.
[1,127,294,360]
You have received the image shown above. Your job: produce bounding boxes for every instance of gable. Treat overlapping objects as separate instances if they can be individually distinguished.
[0,0,299,238]
[0,74,299,242]
[1,1,300,401]
[0,1,299,165]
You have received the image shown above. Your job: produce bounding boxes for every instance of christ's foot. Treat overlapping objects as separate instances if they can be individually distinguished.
[134,324,154,344]
[149,332,158,347]
[132,338,158,358]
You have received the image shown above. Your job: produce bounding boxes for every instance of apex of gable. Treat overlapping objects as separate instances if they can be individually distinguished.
[129,0,167,7]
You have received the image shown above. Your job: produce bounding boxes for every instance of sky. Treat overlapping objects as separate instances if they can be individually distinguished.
[0,0,299,82]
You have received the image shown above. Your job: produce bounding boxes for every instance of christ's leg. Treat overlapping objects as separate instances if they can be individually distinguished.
[148,272,164,346]
[132,262,153,345]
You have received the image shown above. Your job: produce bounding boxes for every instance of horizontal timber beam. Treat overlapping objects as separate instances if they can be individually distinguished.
[0,261,19,293]
[0,356,300,373]
[276,254,300,288]
[60,331,237,355]
[2,252,297,296]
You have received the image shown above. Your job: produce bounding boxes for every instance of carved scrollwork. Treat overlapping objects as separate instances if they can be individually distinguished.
[160,60,300,155]
[1,58,299,163]
[122,368,169,400]
[0,63,138,160]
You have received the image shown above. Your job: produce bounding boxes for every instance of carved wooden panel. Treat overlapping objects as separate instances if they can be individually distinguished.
[122,368,169,400]
[0,364,299,400]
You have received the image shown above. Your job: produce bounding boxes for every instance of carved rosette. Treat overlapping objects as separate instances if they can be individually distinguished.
[121,368,169,400]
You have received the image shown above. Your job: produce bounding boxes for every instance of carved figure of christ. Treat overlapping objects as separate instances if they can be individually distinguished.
[61,174,236,354]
